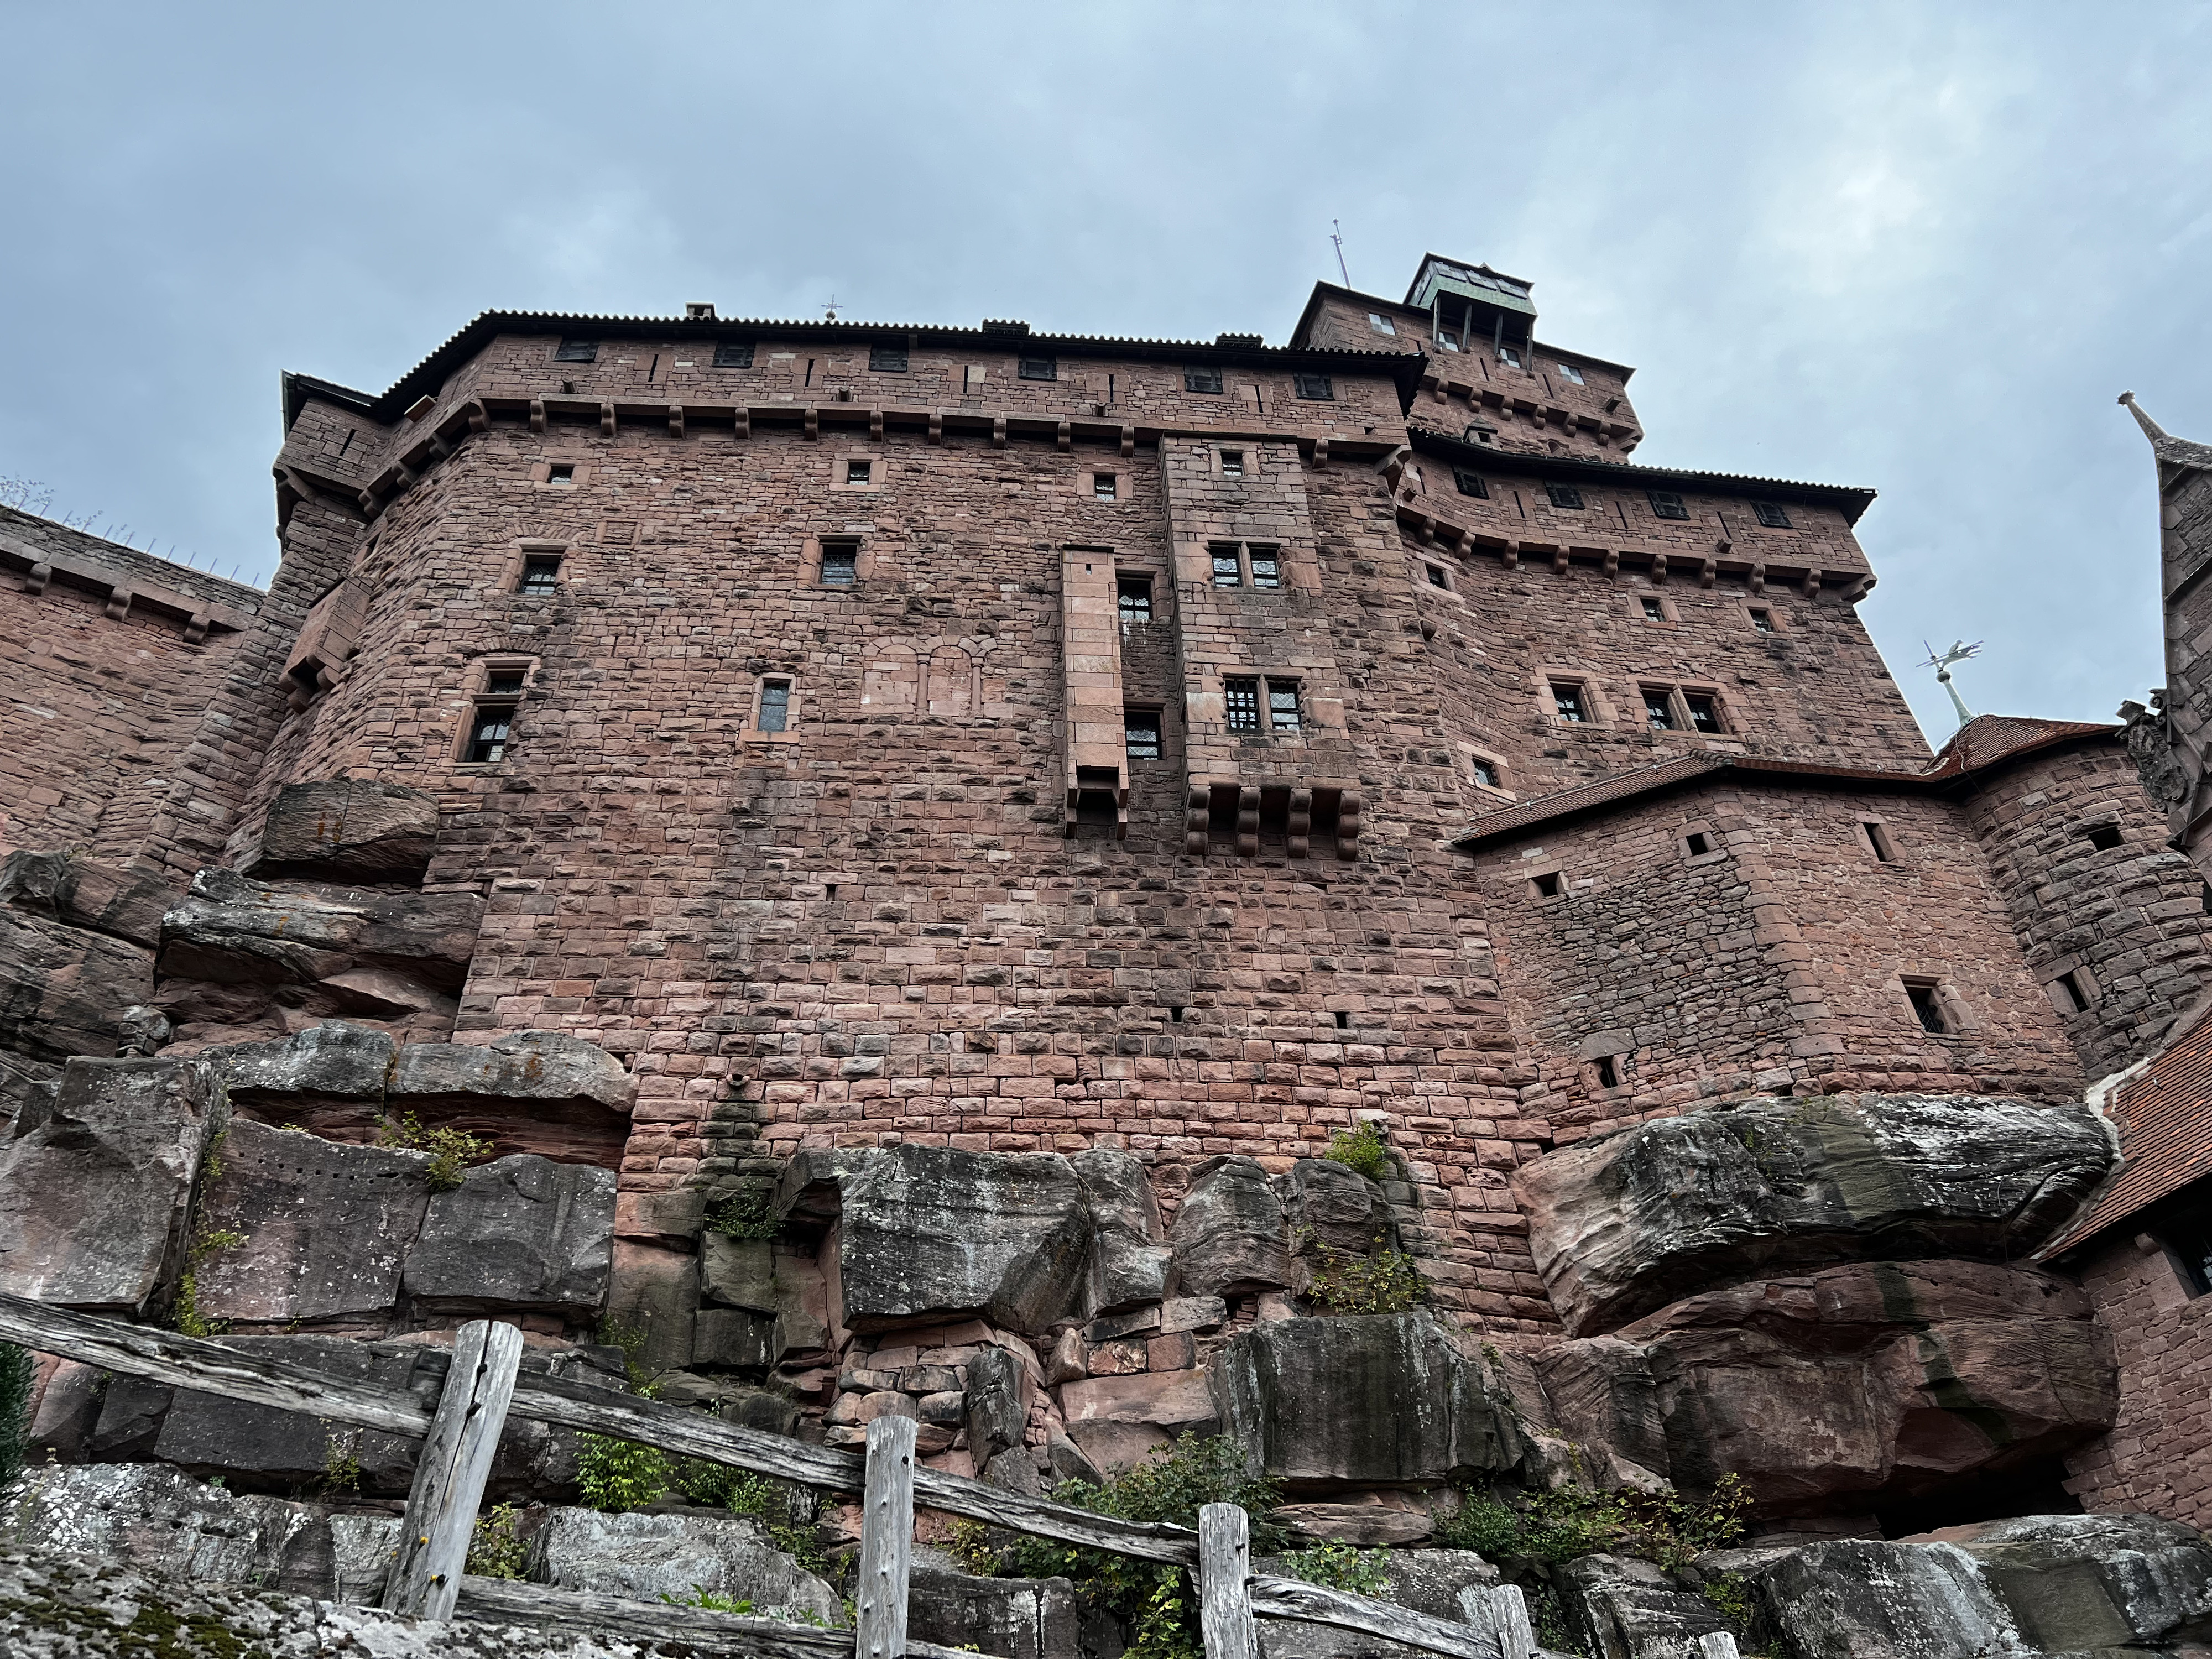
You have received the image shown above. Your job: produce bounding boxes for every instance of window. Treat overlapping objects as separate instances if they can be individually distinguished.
[547,463,576,484]
[1224,677,1261,732]
[1498,346,1522,368]
[1212,549,1244,587]
[868,344,909,373]
[1436,328,1462,351]
[554,338,597,363]
[2053,971,2090,1015]
[1905,980,1949,1035]
[1219,450,1245,478]
[1125,708,1162,759]
[483,668,526,698]
[1532,870,1562,899]
[1685,831,1712,857]
[1266,679,1302,732]
[1186,366,1224,394]
[1426,564,1449,589]
[1592,1053,1619,1088]
[1248,550,1281,589]
[1552,682,1589,723]
[1685,693,1723,734]
[1648,490,1689,520]
[1453,468,1489,499]
[1019,356,1057,382]
[1861,820,1896,863]
[1094,473,1118,501]
[1334,1010,1351,1029]
[1749,606,1775,634]
[1754,502,1792,529]
[1546,483,1585,510]
[820,542,858,587]
[518,555,562,596]
[846,460,873,485]
[466,705,514,763]
[1368,314,1396,336]
[2084,823,2124,852]
[1472,758,1500,790]
[713,340,754,368]
[1557,363,1586,385]
[1118,575,1152,623]
[2162,1212,2212,1298]
[757,679,791,732]
[1644,688,1679,731]
[1640,597,1666,622]
[1295,373,1334,400]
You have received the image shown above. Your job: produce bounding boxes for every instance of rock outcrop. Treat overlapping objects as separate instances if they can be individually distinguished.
[1514,1094,2115,1335]
[249,777,442,883]
[406,1154,617,1316]
[1071,1145,1172,1318]
[1169,1155,1292,1298]
[528,1506,842,1624]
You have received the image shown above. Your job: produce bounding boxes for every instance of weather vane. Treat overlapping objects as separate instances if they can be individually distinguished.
[1919,638,1983,729]
[821,295,842,322]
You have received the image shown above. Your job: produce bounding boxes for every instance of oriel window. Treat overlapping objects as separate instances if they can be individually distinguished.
[1224,677,1261,732]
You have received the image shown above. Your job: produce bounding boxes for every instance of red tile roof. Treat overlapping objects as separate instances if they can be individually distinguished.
[2046,1003,2212,1255]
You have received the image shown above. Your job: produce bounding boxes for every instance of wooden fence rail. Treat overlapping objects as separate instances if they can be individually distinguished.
[0,1289,1641,1659]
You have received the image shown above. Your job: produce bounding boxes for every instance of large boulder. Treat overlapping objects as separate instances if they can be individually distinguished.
[0,1056,226,1318]
[1532,1260,2114,1514]
[404,1154,615,1317]
[0,850,173,947]
[1170,1155,1291,1298]
[525,1506,842,1624]
[909,1564,1082,1659]
[1715,1537,2030,1658]
[0,906,156,1061]
[1557,1554,1740,1659]
[1921,1512,2212,1652]
[1514,1094,2115,1335]
[251,778,442,883]
[1253,1548,1499,1659]
[1211,1313,1525,1492]
[1285,1157,1399,1258]
[194,1119,431,1325]
[836,1143,1089,1336]
[1071,1146,1172,1318]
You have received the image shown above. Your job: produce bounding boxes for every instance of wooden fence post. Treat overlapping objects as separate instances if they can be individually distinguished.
[1197,1503,1258,1659]
[1695,1634,1743,1658]
[382,1319,524,1620]
[1489,1584,1535,1659]
[857,1413,917,1659]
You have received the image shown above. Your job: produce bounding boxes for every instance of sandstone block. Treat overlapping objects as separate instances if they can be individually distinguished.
[908,1566,1081,1659]
[1285,1157,1397,1257]
[692,1308,774,1370]
[0,906,156,1062]
[1718,1538,2024,1658]
[1512,1094,2116,1335]
[1273,1501,1433,1546]
[1253,1546,1496,1659]
[0,849,173,948]
[0,1056,225,1317]
[966,1343,1031,1465]
[1921,1511,2212,1651]
[1168,1155,1291,1298]
[700,1234,778,1312]
[605,1240,700,1376]
[252,777,442,882]
[1559,1553,1740,1659]
[1071,1145,1171,1318]
[526,1506,842,1624]
[1057,1370,1220,1475]
[405,1154,615,1316]
[387,1030,637,1164]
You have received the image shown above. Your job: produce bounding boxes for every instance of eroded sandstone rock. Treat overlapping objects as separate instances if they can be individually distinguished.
[1513,1094,2115,1335]
[1072,1145,1172,1318]
[1558,1553,1740,1659]
[1918,1511,2212,1652]
[1058,1369,1220,1475]
[251,777,442,883]
[526,1506,842,1623]
[404,1154,615,1317]
[1170,1155,1291,1298]
[0,850,172,947]
[1285,1157,1399,1258]
[0,906,155,1061]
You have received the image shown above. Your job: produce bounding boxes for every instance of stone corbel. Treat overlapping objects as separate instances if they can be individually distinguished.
[1288,788,1312,859]
[1057,420,1072,453]
[1311,435,1327,468]
[1336,793,1361,861]
[1416,516,1436,546]
[1699,557,1718,589]
[1552,545,1571,573]
[1839,572,1876,602]
[1121,424,1136,460]
[103,587,132,622]
[1237,786,1260,859]
[802,408,819,441]
[184,610,211,646]
[529,398,547,434]
[1749,562,1767,594]
[667,405,685,440]
[1185,785,1209,858]
[1603,550,1620,578]
[1650,554,1670,585]
[928,411,944,445]
[599,401,617,438]
[870,408,884,441]
[992,417,1008,448]
[1802,567,1823,599]
[466,402,488,434]
[24,562,51,596]
[1500,542,1520,571]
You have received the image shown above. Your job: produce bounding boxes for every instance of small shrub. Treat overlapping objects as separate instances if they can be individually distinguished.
[707,1186,778,1241]
[577,1433,672,1512]
[661,1586,754,1613]
[467,1502,529,1579]
[677,1458,778,1516]
[1432,1475,1749,1571]
[171,1227,247,1338]
[1702,1571,1753,1626]
[1280,1541,1391,1596]
[1321,1121,1391,1182]
[317,1431,362,1496]
[375,1113,492,1193]
[1433,1491,1523,1557]
[1302,1242,1427,1316]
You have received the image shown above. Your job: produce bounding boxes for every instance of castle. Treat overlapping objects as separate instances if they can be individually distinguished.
[3,251,2211,1651]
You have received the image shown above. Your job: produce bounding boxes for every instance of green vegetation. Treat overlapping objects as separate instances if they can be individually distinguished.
[707,1184,779,1241]
[1301,1241,1427,1316]
[1434,1475,1749,1572]
[1702,1571,1754,1625]
[375,1113,493,1192]
[0,1342,33,1493]
[467,1502,529,1579]
[662,1586,755,1613]
[577,1432,674,1512]
[1280,1541,1391,1596]
[1320,1121,1391,1182]
[316,1431,362,1496]
[595,1318,654,1389]
[171,1227,247,1339]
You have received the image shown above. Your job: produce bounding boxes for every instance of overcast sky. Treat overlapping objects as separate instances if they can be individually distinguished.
[5,3,2208,745]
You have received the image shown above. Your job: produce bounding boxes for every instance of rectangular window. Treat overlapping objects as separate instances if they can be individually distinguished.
[1186,366,1224,394]
[1368,313,1397,336]
[1685,831,1712,857]
[1644,688,1679,731]
[820,542,858,587]
[1648,490,1689,520]
[1684,693,1723,734]
[1862,820,1896,862]
[1472,757,1500,789]
[1019,356,1057,382]
[868,344,909,373]
[554,338,597,363]
[2084,823,2124,852]
[1426,564,1449,589]
[1640,597,1665,621]
[1094,473,1118,501]
[1532,870,1562,898]
[1118,576,1152,623]
[1754,502,1792,529]
[1266,679,1301,732]
[1592,1053,1618,1088]
[1211,549,1244,587]
[547,463,575,484]
[483,668,527,698]
[2053,971,2089,1014]
[1749,606,1775,634]
[1498,346,1522,367]
[1552,682,1589,723]
[1223,677,1261,732]
[1294,372,1334,400]
[518,555,562,596]
[2161,1216,2212,1297]
[846,460,872,485]
[1248,550,1281,589]
[1219,450,1245,478]
[1546,483,1585,510]
[1905,980,1949,1035]
[713,340,754,368]
[1557,363,1586,385]
[466,706,514,763]
[1454,467,1489,499]
[757,679,791,732]
[1436,328,1462,351]
[1125,708,1162,759]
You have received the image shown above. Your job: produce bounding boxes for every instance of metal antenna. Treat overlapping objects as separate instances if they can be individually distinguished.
[1330,220,1350,288]
[1918,638,1983,729]
[821,294,841,321]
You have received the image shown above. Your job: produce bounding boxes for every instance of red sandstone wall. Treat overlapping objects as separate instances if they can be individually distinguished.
[2063,1229,2212,1528]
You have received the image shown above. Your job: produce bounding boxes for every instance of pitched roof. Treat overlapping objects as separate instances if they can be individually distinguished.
[2045,1003,2212,1255]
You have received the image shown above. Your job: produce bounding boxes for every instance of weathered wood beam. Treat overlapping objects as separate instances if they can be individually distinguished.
[1198,1503,1257,1659]
[856,1415,916,1659]
[383,1319,524,1620]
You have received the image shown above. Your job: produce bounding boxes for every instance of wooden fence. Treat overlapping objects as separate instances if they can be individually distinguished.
[0,1293,1738,1659]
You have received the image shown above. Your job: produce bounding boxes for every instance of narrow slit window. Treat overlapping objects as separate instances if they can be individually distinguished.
[1546,483,1585,510]
[1019,356,1058,382]
[1532,870,1562,899]
[713,340,754,368]
[1094,473,1118,501]
[1334,1009,1352,1028]
[1592,1053,1619,1088]
[820,542,858,587]
[1472,758,1500,790]
[1648,490,1689,520]
[1551,682,1589,723]
[2084,823,2124,852]
[757,680,791,733]
[846,460,872,485]
[1248,550,1281,589]
[1754,502,1792,529]
[1427,564,1449,589]
[1644,688,1679,731]
[2053,972,2089,1014]
[1118,576,1152,623]
[1641,596,1666,621]
[1266,680,1301,732]
[1212,548,1244,587]
[1862,820,1896,862]
[1224,677,1261,732]
[1905,980,1949,1035]
[466,704,515,763]
[1185,366,1224,394]
[1684,693,1724,734]
[554,338,597,363]
[518,555,562,596]
[1219,450,1245,478]
[1294,372,1334,400]
[546,462,575,484]
[1749,606,1775,634]
[868,344,909,373]
[1453,467,1489,499]
[1125,708,1162,759]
